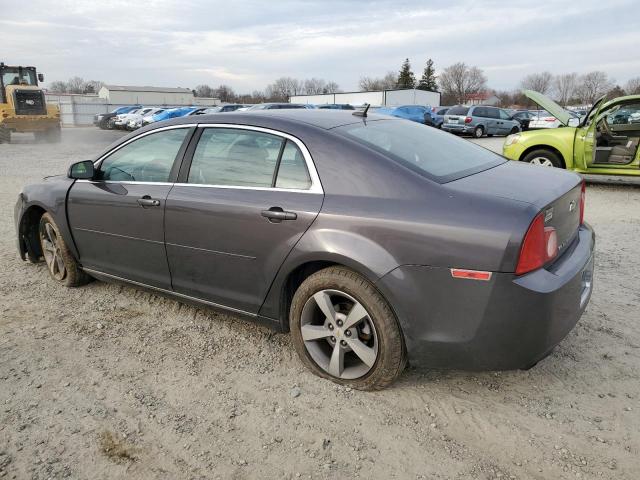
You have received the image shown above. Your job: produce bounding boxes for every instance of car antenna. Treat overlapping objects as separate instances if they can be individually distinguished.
[353,103,370,117]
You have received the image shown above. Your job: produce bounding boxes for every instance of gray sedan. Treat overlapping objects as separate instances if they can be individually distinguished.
[14,110,595,390]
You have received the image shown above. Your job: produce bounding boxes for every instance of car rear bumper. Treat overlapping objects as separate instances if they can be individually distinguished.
[376,223,595,370]
[441,123,472,134]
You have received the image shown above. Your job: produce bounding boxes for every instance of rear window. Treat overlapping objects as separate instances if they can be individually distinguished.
[335,119,505,183]
[447,106,469,115]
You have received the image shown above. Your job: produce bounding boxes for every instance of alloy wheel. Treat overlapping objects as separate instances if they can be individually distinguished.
[300,289,378,380]
[40,222,66,281]
[529,156,554,167]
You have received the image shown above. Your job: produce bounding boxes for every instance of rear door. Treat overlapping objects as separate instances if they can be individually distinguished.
[164,125,324,314]
[67,126,193,289]
[483,107,500,134]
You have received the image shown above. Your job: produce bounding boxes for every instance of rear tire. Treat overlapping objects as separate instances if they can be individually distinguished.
[522,149,563,168]
[38,213,90,287]
[290,266,406,390]
[473,126,484,138]
[0,126,11,144]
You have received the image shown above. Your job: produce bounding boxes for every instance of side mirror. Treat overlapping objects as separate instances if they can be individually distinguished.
[37,73,45,82]
[567,117,580,127]
[68,160,95,180]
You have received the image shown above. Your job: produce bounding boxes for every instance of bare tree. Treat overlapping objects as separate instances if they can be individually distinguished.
[215,85,236,102]
[323,81,340,93]
[303,78,326,95]
[438,62,487,104]
[66,76,86,94]
[520,72,553,94]
[83,80,104,94]
[578,71,613,104]
[194,84,216,98]
[359,72,397,91]
[265,77,304,101]
[553,73,577,106]
[625,77,640,95]
[48,81,68,93]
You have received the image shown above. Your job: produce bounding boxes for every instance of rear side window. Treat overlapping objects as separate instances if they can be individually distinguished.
[275,141,311,189]
[188,128,313,190]
[473,107,487,117]
[447,106,469,115]
[335,120,504,183]
[97,128,189,182]
[188,128,283,187]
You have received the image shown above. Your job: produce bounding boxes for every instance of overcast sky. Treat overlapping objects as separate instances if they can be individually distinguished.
[2,0,639,93]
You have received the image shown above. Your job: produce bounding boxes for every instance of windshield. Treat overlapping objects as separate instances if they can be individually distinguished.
[335,119,504,183]
[1,67,37,87]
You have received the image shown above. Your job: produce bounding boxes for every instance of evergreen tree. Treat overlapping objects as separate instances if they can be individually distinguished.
[396,58,416,89]
[417,59,438,91]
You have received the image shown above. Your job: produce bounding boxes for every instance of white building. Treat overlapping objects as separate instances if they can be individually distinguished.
[98,84,210,106]
[291,88,440,107]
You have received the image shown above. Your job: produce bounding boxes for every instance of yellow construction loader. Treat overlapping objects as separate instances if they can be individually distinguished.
[0,62,61,143]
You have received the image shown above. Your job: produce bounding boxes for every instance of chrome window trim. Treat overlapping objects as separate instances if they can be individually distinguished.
[190,123,323,194]
[93,124,197,169]
[86,123,324,194]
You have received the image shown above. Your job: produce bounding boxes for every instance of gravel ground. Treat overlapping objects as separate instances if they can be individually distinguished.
[1,128,639,479]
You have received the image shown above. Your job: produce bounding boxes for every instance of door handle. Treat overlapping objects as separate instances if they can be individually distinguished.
[137,195,160,207]
[261,207,297,223]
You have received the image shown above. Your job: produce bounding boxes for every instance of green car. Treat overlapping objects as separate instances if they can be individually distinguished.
[503,90,640,176]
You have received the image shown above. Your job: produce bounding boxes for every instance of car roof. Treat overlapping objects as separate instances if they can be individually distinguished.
[148,109,393,130]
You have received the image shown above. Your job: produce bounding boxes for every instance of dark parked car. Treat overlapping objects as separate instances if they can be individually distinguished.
[318,104,355,110]
[94,106,141,130]
[15,110,594,390]
[511,110,536,131]
[431,106,450,128]
[246,103,307,110]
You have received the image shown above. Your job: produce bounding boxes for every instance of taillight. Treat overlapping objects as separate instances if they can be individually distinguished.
[464,116,472,123]
[516,213,558,275]
[579,180,585,224]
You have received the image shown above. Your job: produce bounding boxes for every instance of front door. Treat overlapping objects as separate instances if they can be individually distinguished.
[67,127,192,289]
[586,101,640,170]
[165,126,323,314]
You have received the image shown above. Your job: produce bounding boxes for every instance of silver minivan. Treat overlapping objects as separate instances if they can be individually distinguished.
[442,105,521,137]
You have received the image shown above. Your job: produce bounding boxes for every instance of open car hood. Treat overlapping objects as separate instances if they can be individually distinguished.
[523,89,572,125]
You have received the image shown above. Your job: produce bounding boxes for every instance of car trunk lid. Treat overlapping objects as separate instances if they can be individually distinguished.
[447,161,583,261]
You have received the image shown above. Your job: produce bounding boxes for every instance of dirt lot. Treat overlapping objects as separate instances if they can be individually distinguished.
[1,128,639,480]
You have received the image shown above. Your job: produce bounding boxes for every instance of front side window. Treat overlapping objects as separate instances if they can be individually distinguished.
[97,128,189,182]
[499,109,511,120]
[335,119,504,183]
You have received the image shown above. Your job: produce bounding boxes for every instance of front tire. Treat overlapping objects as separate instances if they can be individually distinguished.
[290,266,406,390]
[38,213,90,287]
[522,149,563,168]
[0,126,11,144]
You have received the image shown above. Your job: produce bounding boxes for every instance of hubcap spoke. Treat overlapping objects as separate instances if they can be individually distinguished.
[342,302,368,330]
[313,291,337,322]
[345,337,377,367]
[55,252,65,277]
[45,223,57,244]
[301,324,331,341]
[328,343,345,378]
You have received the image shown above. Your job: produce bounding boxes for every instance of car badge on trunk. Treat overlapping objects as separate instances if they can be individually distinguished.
[569,200,576,213]
[544,208,554,223]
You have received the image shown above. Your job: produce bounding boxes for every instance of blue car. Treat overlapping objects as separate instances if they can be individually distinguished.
[375,105,436,126]
[431,106,451,128]
[150,107,199,123]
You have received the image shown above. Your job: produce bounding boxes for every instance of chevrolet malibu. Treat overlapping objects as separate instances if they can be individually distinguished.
[15,110,595,390]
